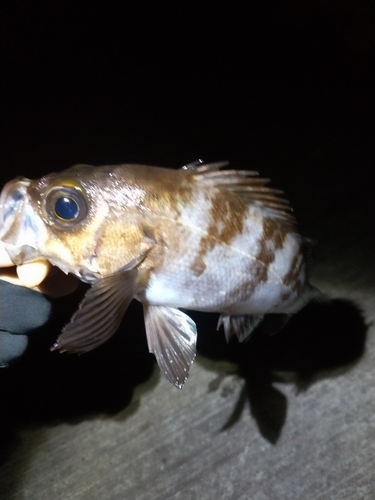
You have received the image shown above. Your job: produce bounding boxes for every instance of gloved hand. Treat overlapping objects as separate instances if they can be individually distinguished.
[0,242,78,366]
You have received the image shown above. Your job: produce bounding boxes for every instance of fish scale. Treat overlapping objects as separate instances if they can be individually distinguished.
[0,161,318,388]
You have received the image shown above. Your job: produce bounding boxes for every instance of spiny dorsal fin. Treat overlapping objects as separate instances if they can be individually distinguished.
[188,161,297,228]
[181,160,229,172]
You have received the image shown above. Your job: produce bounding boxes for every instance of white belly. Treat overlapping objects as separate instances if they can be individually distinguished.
[143,231,307,315]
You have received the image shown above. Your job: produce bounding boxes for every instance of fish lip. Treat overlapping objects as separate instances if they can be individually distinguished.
[4,244,41,266]
[0,177,31,236]
[0,177,46,265]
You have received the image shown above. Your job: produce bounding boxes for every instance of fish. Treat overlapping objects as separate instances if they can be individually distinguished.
[0,160,318,388]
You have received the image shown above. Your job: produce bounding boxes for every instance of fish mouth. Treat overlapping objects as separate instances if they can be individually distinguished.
[0,177,45,265]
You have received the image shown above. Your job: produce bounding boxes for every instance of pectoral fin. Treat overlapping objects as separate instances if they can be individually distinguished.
[144,305,197,389]
[51,267,138,354]
[217,314,264,343]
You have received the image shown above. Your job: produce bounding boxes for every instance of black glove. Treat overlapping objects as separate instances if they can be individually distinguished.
[0,280,51,366]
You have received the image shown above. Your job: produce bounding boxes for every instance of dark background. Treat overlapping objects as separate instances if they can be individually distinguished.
[3,2,373,205]
[2,0,374,422]
[2,0,374,402]
[1,2,374,497]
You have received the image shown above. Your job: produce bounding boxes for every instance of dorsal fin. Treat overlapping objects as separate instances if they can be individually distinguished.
[188,162,297,228]
[181,159,229,172]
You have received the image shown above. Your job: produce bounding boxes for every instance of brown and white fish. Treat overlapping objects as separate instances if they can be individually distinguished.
[0,161,317,388]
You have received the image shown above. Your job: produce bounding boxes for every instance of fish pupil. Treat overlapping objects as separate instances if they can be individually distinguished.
[55,196,79,220]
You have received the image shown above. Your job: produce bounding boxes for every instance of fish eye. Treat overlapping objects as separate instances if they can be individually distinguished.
[46,186,87,227]
[55,196,79,220]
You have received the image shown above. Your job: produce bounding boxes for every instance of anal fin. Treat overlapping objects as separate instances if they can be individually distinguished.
[217,314,264,343]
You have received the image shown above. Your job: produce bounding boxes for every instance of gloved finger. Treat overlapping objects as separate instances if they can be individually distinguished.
[1,280,52,333]
[0,332,29,367]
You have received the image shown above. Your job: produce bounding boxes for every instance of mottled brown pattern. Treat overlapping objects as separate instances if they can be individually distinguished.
[190,254,207,275]
[190,190,248,276]
[280,290,293,302]
[133,166,196,218]
[283,248,304,288]
[259,217,288,262]
[226,217,289,303]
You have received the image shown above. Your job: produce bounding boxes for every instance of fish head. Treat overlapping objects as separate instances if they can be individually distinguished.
[0,164,152,282]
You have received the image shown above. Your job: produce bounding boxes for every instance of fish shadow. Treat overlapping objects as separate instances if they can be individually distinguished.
[194,297,367,444]
[0,296,368,499]
[0,292,367,487]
